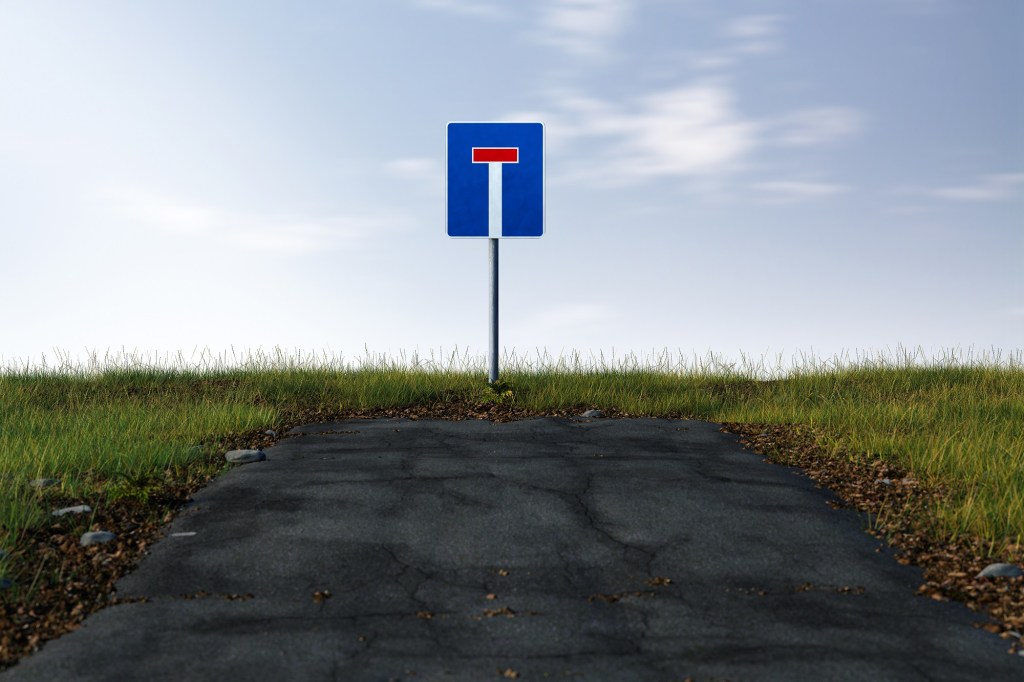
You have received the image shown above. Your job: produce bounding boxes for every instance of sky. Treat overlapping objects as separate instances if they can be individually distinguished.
[1,0,1021,378]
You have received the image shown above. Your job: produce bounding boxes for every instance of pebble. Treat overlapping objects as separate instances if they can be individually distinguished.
[976,563,1024,579]
[581,410,603,418]
[225,449,266,464]
[52,504,93,517]
[80,531,117,546]
[29,478,60,489]
[264,430,277,437]
[9,450,262,588]
[0,501,116,585]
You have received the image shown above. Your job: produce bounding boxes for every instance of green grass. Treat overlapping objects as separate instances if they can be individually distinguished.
[1,344,1022,586]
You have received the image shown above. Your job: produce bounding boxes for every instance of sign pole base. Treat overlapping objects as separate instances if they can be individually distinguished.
[489,237,499,385]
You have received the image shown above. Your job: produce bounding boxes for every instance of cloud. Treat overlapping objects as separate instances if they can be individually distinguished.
[501,92,617,155]
[106,186,414,254]
[725,14,783,39]
[690,54,737,70]
[616,86,761,177]
[499,9,864,194]
[734,41,779,55]
[412,0,509,20]
[923,173,1024,201]
[886,0,956,15]
[683,14,785,75]
[882,205,935,215]
[750,180,851,204]
[383,157,444,199]
[767,107,864,146]
[384,158,440,178]
[523,83,760,187]
[534,0,630,59]
[724,14,784,55]
[513,82,865,195]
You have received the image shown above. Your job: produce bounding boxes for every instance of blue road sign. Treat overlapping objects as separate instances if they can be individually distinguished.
[446,122,544,238]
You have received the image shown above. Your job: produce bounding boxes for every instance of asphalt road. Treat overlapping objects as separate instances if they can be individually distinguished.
[2,416,1021,681]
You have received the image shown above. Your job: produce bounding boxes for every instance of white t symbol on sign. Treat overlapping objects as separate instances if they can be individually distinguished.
[472,147,519,238]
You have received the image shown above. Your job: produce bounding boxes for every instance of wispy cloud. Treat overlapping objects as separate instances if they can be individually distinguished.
[766,107,864,146]
[385,158,439,177]
[502,10,862,197]
[751,180,851,204]
[510,79,865,197]
[690,54,737,70]
[533,0,630,59]
[615,86,761,177]
[734,41,778,55]
[921,173,1024,201]
[724,14,784,55]
[107,186,414,254]
[411,0,509,20]
[383,157,444,197]
[882,205,935,215]
[725,14,783,39]
[685,14,785,73]
[529,83,760,187]
[886,0,956,15]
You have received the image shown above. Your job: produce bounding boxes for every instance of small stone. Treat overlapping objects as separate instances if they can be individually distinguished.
[225,449,266,464]
[52,505,93,517]
[264,430,277,437]
[81,531,117,546]
[581,410,603,418]
[976,563,1023,579]
[881,478,892,485]
[29,478,60,489]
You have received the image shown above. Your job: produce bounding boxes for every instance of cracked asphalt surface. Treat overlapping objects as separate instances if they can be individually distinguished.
[2,417,1022,681]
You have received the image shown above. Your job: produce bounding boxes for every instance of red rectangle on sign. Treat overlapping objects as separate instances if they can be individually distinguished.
[473,147,518,163]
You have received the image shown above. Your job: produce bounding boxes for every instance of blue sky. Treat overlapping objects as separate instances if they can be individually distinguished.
[1,0,1021,377]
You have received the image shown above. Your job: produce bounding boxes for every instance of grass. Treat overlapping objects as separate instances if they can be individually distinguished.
[0,343,1022,605]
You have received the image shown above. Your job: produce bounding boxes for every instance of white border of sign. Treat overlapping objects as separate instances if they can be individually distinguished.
[445,120,545,239]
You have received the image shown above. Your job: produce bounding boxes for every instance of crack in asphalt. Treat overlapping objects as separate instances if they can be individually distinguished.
[6,418,1021,681]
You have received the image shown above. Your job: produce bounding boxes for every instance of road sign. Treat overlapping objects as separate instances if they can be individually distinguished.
[446,122,544,238]
[445,121,545,386]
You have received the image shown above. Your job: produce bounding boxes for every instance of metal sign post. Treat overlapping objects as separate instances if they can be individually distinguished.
[489,237,498,384]
[446,122,544,386]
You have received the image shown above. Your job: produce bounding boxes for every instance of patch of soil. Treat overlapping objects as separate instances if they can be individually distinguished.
[717,421,1023,656]
[1,399,1021,669]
